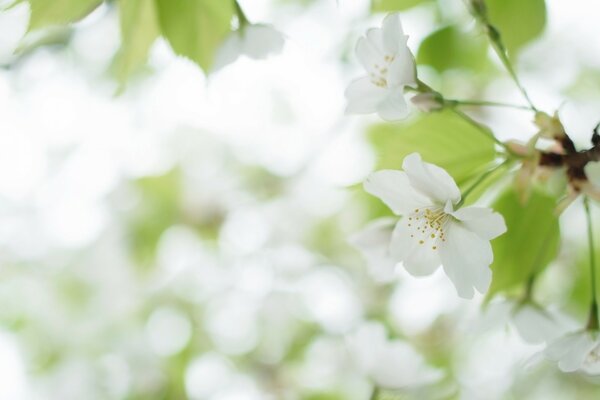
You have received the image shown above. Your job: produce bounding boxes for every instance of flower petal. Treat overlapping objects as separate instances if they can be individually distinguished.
[402,153,461,204]
[545,332,598,373]
[512,304,563,344]
[387,46,415,87]
[356,36,382,74]
[370,340,442,389]
[242,24,285,59]
[376,89,410,121]
[345,76,387,115]
[452,206,507,240]
[390,219,441,276]
[350,218,398,282]
[439,221,493,299]
[381,13,405,55]
[364,170,430,215]
[347,322,388,374]
[212,33,243,72]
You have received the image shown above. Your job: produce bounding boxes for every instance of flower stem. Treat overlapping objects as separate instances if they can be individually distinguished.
[235,1,250,26]
[370,387,379,400]
[450,108,505,147]
[468,3,538,112]
[446,99,532,111]
[457,158,510,207]
[584,196,599,330]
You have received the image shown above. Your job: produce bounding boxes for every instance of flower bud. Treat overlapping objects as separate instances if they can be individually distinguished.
[534,112,565,140]
[410,92,443,113]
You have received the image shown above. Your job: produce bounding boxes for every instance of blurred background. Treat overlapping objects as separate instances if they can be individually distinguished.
[1,0,600,398]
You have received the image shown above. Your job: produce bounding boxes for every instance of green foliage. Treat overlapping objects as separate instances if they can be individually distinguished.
[371,0,432,12]
[130,169,181,267]
[154,0,234,71]
[368,110,498,186]
[114,0,160,85]
[486,0,547,55]
[417,25,488,73]
[487,188,560,297]
[27,0,102,30]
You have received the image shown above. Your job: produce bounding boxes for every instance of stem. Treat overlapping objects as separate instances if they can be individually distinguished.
[370,387,379,400]
[446,99,533,111]
[457,159,510,207]
[450,108,505,147]
[523,274,536,302]
[488,39,538,112]
[235,1,250,26]
[585,196,599,330]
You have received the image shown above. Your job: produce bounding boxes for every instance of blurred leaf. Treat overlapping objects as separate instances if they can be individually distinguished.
[114,0,160,86]
[130,169,181,267]
[371,0,432,12]
[486,0,547,55]
[488,188,560,297]
[154,0,234,71]
[368,110,498,185]
[27,0,102,31]
[417,25,488,73]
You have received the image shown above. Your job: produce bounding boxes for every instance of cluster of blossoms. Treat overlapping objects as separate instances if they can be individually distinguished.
[344,10,600,390]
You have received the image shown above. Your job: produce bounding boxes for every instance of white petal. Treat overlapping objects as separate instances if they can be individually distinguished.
[349,218,398,282]
[347,322,388,374]
[212,33,243,72]
[241,24,285,59]
[585,161,600,187]
[376,88,410,121]
[402,153,461,205]
[381,13,405,55]
[387,50,416,87]
[363,170,430,215]
[356,36,382,74]
[452,206,507,240]
[345,76,387,115]
[439,221,493,299]
[366,27,385,56]
[512,304,563,344]
[545,332,598,373]
[390,219,441,276]
[370,340,442,389]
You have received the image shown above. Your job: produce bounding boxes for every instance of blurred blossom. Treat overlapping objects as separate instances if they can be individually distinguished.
[145,307,192,356]
[213,24,285,72]
[347,322,442,389]
[300,268,363,333]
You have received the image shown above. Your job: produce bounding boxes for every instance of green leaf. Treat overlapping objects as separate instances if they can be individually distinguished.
[154,0,234,71]
[488,188,560,297]
[486,0,547,55]
[371,0,432,12]
[368,110,498,185]
[114,0,160,86]
[417,25,488,73]
[27,0,102,31]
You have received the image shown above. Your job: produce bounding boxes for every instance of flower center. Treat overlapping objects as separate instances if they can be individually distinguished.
[370,54,394,88]
[406,206,450,251]
[586,344,600,365]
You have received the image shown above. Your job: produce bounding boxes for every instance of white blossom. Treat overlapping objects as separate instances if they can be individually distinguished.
[213,24,285,72]
[345,13,416,121]
[349,218,397,283]
[364,153,507,299]
[541,330,600,374]
[347,322,442,389]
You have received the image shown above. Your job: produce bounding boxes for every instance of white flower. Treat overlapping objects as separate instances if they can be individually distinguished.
[345,13,416,121]
[542,330,600,374]
[364,153,507,299]
[349,218,397,283]
[213,24,285,71]
[347,322,442,389]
